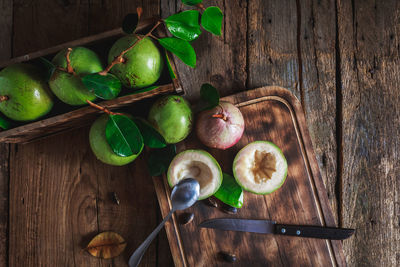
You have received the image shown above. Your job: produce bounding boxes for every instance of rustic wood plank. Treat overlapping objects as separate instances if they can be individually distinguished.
[0,143,9,267]
[155,86,345,266]
[337,0,400,266]
[9,127,160,266]
[247,0,300,98]
[12,0,89,56]
[0,0,12,265]
[160,0,247,101]
[298,0,338,223]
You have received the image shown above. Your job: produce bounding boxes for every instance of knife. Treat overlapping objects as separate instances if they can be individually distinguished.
[199,218,355,240]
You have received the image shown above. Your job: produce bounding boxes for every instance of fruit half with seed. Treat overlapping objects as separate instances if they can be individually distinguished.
[233,141,288,194]
[167,149,223,200]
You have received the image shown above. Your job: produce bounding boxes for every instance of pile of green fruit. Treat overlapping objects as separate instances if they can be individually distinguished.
[0,1,223,128]
[0,1,288,210]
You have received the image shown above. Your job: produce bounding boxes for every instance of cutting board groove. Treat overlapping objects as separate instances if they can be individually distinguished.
[153,86,346,267]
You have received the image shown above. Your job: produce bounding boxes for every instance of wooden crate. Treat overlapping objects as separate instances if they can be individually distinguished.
[0,17,182,143]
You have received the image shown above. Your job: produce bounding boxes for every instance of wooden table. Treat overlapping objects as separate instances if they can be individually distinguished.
[0,0,398,266]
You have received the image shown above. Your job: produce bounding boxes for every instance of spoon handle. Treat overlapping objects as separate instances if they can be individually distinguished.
[128,210,174,267]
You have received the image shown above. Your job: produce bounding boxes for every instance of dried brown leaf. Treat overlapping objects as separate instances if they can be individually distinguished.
[86,231,127,259]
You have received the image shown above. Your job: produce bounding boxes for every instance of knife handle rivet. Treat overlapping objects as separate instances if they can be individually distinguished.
[296,230,301,235]
[281,228,286,233]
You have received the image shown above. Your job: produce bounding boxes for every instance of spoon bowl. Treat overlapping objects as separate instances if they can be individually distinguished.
[171,178,200,211]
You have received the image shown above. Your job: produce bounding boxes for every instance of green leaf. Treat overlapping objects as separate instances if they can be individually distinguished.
[165,10,201,41]
[158,37,196,68]
[182,0,202,6]
[122,13,139,34]
[132,117,167,148]
[200,83,219,109]
[165,51,176,80]
[82,73,122,100]
[106,115,144,157]
[37,57,56,81]
[201,6,223,36]
[0,115,11,130]
[214,173,243,208]
[147,145,176,176]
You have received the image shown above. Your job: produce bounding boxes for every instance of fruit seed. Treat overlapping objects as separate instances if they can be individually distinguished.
[111,192,120,205]
[219,251,237,263]
[178,212,194,225]
[221,204,237,214]
[203,197,219,208]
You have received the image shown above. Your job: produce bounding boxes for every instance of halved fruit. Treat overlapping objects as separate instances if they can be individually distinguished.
[167,150,223,200]
[233,141,288,194]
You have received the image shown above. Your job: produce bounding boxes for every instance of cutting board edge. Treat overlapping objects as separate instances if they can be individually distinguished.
[153,86,347,267]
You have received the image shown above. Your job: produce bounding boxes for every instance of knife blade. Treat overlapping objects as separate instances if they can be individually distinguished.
[199,218,355,240]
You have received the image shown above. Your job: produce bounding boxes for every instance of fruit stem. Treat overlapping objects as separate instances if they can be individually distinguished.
[65,48,77,76]
[86,100,125,116]
[212,113,227,121]
[99,20,162,76]
[196,3,206,11]
[137,6,143,19]
[0,95,9,102]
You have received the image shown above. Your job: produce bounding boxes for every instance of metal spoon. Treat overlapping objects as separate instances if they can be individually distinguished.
[128,178,200,267]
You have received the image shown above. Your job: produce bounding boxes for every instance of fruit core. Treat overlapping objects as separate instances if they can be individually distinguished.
[176,161,213,189]
[252,150,277,184]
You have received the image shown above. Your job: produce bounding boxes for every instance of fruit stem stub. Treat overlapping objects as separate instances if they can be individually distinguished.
[212,113,227,121]
[0,95,9,102]
[65,48,77,75]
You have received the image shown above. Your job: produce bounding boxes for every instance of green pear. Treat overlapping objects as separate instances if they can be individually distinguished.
[89,114,142,166]
[148,95,193,144]
[0,63,53,122]
[108,35,163,88]
[49,47,103,105]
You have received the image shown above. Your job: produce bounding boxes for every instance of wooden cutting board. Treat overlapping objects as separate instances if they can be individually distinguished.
[153,86,346,266]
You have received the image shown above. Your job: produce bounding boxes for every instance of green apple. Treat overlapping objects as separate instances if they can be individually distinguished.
[108,35,163,88]
[89,114,142,166]
[148,95,193,144]
[0,63,53,121]
[49,47,103,105]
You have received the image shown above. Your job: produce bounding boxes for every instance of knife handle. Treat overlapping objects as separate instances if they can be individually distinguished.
[274,224,355,240]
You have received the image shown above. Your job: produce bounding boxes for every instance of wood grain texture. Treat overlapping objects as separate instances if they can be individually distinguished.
[247,0,300,97]
[161,0,247,101]
[9,127,159,266]
[0,0,12,265]
[337,0,400,266]
[154,86,346,266]
[12,0,89,56]
[298,0,338,222]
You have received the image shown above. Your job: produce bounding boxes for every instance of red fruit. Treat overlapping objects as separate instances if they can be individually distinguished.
[196,101,245,150]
